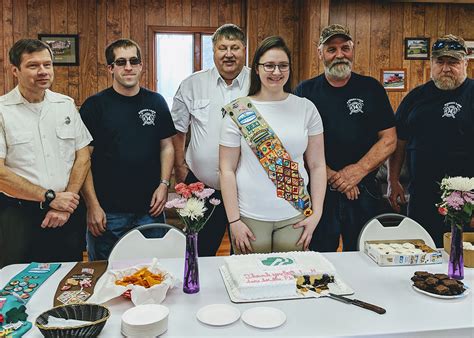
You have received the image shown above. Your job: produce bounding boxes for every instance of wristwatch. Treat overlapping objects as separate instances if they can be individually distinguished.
[41,189,56,209]
[160,179,170,187]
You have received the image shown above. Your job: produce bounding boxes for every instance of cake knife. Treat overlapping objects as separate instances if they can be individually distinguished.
[328,293,386,315]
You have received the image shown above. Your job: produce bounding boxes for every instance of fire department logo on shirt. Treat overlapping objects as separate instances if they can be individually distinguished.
[442,102,462,119]
[138,109,156,126]
[347,98,364,115]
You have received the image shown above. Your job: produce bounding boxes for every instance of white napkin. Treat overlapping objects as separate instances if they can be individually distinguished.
[44,316,92,328]
[87,258,178,305]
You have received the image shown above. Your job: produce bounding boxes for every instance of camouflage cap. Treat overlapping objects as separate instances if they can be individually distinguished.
[319,24,352,46]
[431,34,468,60]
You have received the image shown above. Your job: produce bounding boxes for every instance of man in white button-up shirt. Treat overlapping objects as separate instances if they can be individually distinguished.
[171,24,250,256]
[0,39,92,267]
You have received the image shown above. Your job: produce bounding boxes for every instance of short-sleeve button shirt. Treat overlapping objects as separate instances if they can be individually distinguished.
[171,67,250,189]
[0,86,92,192]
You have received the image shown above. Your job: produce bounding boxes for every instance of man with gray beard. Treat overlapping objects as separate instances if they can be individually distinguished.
[388,35,474,247]
[295,24,397,251]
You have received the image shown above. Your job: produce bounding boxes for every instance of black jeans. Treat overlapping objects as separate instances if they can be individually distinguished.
[310,181,381,252]
[185,171,231,256]
[0,197,85,267]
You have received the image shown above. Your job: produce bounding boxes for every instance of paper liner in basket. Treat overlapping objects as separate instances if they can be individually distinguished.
[87,258,178,305]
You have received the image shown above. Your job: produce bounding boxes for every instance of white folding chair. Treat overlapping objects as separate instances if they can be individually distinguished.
[108,223,186,263]
[357,213,436,251]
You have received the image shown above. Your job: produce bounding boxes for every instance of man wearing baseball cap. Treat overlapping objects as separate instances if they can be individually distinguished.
[295,24,397,251]
[388,35,474,246]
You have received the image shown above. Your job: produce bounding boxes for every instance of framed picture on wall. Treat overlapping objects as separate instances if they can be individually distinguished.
[381,68,407,92]
[466,40,474,61]
[404,38,430,60]
[38,34,79,65]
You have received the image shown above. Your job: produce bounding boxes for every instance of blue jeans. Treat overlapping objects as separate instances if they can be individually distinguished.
[87,212,166,261]
[310,182,381,252]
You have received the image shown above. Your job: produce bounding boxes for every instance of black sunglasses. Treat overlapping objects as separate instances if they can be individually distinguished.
[432,41,466,53]
[111,57,141,67]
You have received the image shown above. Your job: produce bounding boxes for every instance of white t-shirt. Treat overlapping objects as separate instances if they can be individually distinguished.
[171,67,250,189]
[0,86,92,192]
[220,94,324,221]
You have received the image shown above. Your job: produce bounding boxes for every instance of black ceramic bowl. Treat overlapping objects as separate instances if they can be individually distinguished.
[35,303,110,338]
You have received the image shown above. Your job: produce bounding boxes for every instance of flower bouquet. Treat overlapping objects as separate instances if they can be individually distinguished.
[437,176,474,279]
[165,182,220,293]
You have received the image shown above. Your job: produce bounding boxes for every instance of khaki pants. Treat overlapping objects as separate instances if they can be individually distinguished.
[232,214,306,254]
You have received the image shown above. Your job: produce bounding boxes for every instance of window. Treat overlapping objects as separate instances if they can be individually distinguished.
[151,27,216,108]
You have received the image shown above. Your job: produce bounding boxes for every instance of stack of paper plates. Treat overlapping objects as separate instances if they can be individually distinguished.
[121,304,169,337]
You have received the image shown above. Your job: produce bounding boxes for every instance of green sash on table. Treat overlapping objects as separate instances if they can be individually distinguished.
[0,262,61,337]
[223,97,313,217]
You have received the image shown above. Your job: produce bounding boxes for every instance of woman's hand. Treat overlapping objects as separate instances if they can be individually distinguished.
[293,214,319,250]
[230,220,256,254]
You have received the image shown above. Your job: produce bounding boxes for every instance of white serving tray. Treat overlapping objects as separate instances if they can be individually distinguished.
[219,265,354,303]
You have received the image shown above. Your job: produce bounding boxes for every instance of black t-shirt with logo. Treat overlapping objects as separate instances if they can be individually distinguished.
[395,79,474,196]
[295,72,395,184]
[80,87,176,213]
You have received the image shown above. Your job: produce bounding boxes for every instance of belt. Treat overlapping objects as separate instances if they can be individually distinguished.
[0,194,43,209]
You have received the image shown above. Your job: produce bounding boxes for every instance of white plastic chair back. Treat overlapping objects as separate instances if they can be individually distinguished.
[108,223,186,263]
[357,213,436,251]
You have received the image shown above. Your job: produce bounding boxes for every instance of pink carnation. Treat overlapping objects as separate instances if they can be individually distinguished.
[209,198,221,206]
[463,192,474,204]
[175,183,192,198]
[165,198,187,209]
[445,191,464,210]
[189,182,205,193]
[194,188,215,200]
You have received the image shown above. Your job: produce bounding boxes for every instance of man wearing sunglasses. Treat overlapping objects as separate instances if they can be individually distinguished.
[171,24,250,256]
[295,24,397,252]
[388,35,474,246]
[80,39,176,261]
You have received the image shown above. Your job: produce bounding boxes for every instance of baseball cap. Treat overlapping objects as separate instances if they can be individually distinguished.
[431,35,468,60]
[319,24,352,46]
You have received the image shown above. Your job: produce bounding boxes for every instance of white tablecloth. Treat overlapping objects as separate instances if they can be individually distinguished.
[1,252,473,337]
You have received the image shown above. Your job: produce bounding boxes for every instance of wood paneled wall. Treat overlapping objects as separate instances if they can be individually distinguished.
[0,0,246,105]
[1,0,473,109]
[246,0,301,88]
[322,0,474,109]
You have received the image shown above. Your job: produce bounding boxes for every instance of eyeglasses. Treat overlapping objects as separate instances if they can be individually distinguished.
[257,63,290,73]
[111,57,141,67]
[432,41,467,53]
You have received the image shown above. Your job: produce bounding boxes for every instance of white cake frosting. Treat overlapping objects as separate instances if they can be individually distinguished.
[223,251,336,300]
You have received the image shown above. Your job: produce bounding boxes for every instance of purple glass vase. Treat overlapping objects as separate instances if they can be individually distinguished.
[448,224,464,280]
[183,231,200,293]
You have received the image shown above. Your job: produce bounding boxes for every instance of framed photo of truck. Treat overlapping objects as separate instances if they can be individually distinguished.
[380,68,407,92]
[404,37,430,60]
[38,34,79,65]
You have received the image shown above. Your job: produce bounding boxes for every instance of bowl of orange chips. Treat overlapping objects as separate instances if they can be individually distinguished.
[88,259,178,306]
[115,267,165,299]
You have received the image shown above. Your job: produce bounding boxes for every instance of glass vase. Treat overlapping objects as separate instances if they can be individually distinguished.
[183,231,200,293]
[448,224,464,280]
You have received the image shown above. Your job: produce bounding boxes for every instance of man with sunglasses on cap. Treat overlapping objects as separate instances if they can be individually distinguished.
[80,39,176,261]
[295,24,397,252]
[388,35,474,247]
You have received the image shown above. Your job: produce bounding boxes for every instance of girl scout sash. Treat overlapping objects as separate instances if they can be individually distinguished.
[222,97,313,217]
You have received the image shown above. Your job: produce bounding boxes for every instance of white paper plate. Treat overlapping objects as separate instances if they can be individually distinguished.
[412,284,470,299]
[241,307,286,329]
[196,304,240,326]
[122,304,169,325]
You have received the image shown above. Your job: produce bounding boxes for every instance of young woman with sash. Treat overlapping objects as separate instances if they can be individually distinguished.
[219,36,326,254]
